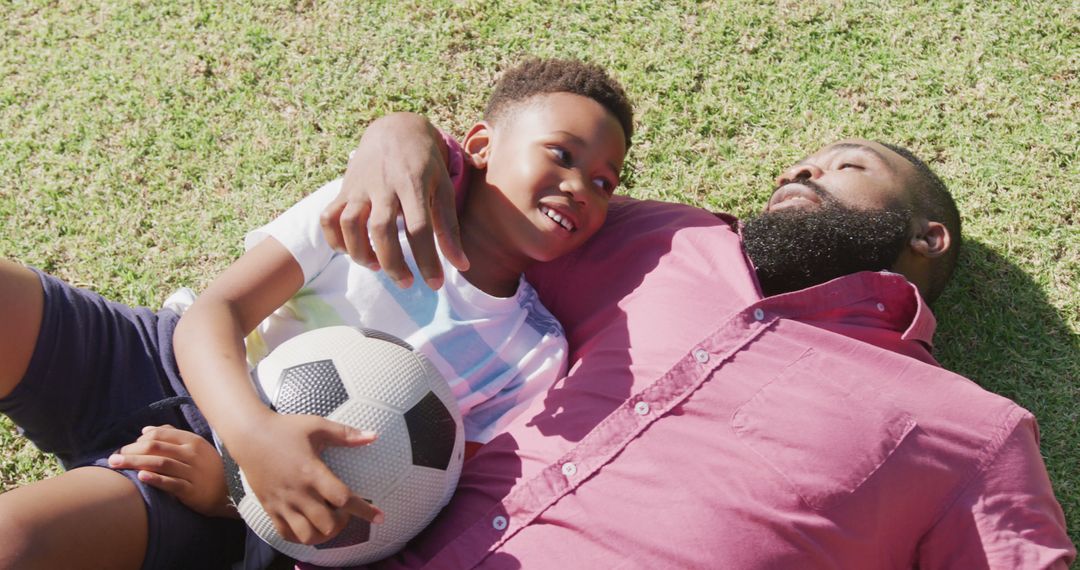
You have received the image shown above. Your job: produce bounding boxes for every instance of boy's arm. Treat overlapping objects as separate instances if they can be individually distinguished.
[319,112,467,290]
[173,238,382,545]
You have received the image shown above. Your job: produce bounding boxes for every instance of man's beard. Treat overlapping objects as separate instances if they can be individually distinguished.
[742,200,911,297]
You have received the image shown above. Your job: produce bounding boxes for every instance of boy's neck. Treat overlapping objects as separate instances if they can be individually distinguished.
[457,193,531,299]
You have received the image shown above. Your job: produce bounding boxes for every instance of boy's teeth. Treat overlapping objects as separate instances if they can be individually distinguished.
[541,206,574,231]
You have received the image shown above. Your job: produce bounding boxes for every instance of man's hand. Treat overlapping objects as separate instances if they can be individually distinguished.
[320,112,468,290]
[108,425,236,519]
[226,413,383,545]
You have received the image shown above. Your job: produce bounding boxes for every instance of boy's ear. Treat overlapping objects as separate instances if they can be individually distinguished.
[909,218,951,259]
[462,122,493,169]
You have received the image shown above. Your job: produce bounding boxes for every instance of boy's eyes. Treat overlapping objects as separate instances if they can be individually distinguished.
[548,145,617,195]
[592,177,616,195]
[550,146,572,165]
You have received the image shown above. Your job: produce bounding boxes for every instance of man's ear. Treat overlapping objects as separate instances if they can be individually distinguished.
[462,122,492,169]
[909,218,951,259]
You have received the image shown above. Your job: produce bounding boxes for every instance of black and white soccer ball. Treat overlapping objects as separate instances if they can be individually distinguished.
[223,326,465,566]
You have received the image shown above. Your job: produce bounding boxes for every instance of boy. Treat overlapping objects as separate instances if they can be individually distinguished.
[0,58,632,569]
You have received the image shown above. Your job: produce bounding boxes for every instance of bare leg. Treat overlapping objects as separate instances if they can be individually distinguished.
[0,260,44,399]
[0,467,148,570]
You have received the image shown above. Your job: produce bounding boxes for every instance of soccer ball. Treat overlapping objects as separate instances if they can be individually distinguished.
[223,326,465,566]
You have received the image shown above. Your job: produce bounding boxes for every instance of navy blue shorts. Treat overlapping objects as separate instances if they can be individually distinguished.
[0,268,245,569]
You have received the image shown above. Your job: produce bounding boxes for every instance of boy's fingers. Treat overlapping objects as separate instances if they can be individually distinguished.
[138,425,195,446]
[313,419,377,449]
[342,494,385,525]
[136,470,191,497]
[109,453,188,478]
[272,509,305,544]
[117,438,183,459]
[298,492,342,541]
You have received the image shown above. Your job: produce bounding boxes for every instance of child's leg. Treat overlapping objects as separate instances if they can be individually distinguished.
[0,262,247,567]
[0,466,147,570]
[0,259,44,399]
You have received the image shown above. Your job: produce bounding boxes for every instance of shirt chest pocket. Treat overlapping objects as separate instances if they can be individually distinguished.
[731,348,916,512]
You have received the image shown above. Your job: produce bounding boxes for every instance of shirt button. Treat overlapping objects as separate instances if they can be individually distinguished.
[492,515,508,531]
[876,303,886,312]
[635,401,650,415]
[561,462,578,477]
[753,308,765,321]
[693,349,709,363]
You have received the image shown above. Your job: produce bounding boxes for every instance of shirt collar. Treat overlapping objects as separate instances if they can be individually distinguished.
[757,270,938,350]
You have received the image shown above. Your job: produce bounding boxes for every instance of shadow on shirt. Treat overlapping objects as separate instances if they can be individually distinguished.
[375,199,730,568]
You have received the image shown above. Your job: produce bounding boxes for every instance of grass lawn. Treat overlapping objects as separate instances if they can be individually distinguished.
[2,0,1077,550]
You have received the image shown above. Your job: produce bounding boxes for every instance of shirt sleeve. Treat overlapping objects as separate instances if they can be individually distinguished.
[917,412,1075,569]
[244,133,467,284]
[244,178,344,284]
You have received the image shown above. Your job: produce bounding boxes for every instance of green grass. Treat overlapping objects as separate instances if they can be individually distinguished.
[2,0,1077,548]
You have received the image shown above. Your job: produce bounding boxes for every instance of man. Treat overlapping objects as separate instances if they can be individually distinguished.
[316,112,1074,569]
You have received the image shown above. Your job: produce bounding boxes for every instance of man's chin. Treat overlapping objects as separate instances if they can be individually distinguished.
[743,202,910,297]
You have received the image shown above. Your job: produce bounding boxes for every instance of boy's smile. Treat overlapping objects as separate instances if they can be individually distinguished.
[538,204,577,233]
[459,92,627,295]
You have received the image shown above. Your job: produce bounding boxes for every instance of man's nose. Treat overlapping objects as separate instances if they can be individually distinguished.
[775,163,825,187]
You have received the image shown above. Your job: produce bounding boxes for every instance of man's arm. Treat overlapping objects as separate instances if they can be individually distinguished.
[917,414,1075,569]
[319,112,467,290]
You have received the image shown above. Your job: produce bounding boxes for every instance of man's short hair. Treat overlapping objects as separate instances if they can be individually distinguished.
[880,142,962,303]
[485,58,634,150]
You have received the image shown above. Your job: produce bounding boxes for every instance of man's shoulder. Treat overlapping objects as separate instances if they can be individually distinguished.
[874,349,1034,457]
[607,196,738,231]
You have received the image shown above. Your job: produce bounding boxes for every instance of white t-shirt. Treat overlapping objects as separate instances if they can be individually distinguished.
[233,178,567,443]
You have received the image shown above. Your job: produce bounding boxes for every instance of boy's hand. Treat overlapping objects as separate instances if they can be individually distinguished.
[108,425,236,519]
[229,412,384,546]
[320,112,468,291]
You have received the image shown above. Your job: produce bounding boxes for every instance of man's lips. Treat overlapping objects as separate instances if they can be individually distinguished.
[767,183,825,212]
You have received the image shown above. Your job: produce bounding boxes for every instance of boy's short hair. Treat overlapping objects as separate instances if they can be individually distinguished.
[484,58,634,149]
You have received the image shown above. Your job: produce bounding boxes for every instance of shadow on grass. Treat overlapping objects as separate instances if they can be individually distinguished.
[932,239,1079,546]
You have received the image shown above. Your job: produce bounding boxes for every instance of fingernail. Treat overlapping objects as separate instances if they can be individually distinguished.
[365,261,381,271]
[425,276,443,291]
[137,470,152,482]
[359,430,377,439]
[108,454,123,466]
[372,512,385,525]
[396,276,414,289]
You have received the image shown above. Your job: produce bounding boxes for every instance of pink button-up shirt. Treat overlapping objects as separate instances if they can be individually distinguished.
[359,195,1074,569]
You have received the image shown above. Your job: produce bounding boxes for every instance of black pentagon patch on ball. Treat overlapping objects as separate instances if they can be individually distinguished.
[403,391,457,470]
[221,445,246,506]
[314,514,371,549]
[275,359,349,417]
[358,327,415,351]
